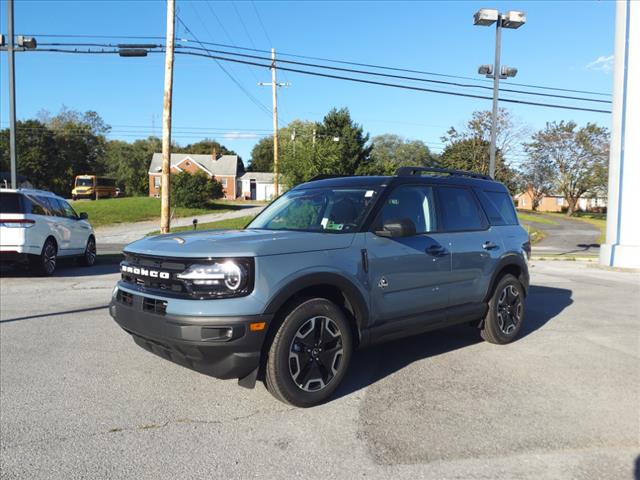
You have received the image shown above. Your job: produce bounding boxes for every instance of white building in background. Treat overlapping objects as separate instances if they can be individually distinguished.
[600,0,640,268]
[237,172,280,201]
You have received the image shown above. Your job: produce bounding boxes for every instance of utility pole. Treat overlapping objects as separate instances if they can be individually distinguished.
[7,0,17,189]
[258,48,289,197]
[160,0,175,234]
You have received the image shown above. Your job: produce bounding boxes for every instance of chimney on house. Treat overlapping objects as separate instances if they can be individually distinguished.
[212,147,219,161]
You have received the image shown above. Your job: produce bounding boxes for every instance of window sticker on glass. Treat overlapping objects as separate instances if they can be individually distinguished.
[325,222,344,231]
[365,190,375,198]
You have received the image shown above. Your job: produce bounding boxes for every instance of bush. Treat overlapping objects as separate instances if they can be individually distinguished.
[171,172,223,208]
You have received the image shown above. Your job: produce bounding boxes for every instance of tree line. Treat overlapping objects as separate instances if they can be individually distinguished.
[0,106,609,216]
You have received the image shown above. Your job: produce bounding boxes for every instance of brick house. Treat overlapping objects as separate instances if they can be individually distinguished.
[148,153,239,200]
[514,187,607,212]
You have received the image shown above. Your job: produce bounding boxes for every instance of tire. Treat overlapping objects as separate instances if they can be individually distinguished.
[30,238,58,276]
[481,274,525,344]
[72,195,77,201]
[265,298,353,407]
[78,236,96,266]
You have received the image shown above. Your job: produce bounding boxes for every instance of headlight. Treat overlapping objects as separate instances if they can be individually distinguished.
[177,260,252,298]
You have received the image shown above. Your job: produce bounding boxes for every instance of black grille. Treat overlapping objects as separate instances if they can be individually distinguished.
[117,289,134,306]
[120,253,190,297]
[142,296,168,315]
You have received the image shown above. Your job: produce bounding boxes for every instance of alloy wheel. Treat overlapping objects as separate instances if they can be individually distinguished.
[497,285,522,335]
[86,238,96,265]
[43,242,57,275]
[288,316,344,392]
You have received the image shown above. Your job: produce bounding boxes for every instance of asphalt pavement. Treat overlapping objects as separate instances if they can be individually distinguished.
[0,261,638,479]
[529,214,601,257]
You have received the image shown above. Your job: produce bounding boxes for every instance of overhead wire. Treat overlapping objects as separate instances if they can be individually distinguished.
[26,47,612,114]
[23,32,611,98]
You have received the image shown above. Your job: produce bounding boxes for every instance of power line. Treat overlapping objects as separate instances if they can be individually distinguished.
[38,40,611,104]
[22,32,611,98]
[25,48,612,114]
[174,14,272,118]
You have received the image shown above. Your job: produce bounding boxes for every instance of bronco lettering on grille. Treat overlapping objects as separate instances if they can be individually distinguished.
[121,265,171,279]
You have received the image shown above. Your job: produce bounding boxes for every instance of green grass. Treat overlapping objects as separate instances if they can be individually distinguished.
[520,224,546,244]
[147,215,256,236]
[517,212,559,226]
[70,197,244,228]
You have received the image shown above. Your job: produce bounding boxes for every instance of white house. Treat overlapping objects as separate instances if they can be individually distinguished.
[237,172,280,201]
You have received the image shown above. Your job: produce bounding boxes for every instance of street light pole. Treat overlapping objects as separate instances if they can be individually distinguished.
[489,19,502,180]
[7,0,17,189]
[474,8,525,179]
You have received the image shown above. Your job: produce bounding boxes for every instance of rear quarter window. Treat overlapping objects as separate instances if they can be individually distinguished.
[477,190,518,225]
[0,192,24,213]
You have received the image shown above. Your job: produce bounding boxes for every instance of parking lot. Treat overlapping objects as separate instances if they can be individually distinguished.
[1,260,638,479]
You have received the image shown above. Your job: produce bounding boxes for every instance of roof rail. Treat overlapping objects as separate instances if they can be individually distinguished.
[395,166,493,181]
[308,174,348,182]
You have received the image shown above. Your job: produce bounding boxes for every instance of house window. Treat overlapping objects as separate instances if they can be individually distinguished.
[154,176,161,188]
[220,178,228,188]
[556,197,564,206]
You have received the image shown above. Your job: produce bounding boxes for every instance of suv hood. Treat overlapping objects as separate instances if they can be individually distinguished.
[124,229,355,258]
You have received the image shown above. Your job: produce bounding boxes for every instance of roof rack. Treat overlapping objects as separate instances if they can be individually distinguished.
[308,174,348,182]
[395,166,493,181]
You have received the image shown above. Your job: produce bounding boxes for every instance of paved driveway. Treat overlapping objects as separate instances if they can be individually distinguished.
[529,214,601,256]
[1,261,638,479]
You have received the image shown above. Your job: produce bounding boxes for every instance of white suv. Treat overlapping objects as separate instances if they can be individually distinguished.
[0,189,96,275]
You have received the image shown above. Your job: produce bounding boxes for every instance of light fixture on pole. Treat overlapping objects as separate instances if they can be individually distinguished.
[474,8,526,179]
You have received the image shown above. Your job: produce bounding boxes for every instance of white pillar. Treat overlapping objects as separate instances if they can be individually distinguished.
[600,0,640,268]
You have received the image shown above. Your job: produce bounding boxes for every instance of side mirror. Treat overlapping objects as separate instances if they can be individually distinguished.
[79,212,88,220]
[375,218,417,238]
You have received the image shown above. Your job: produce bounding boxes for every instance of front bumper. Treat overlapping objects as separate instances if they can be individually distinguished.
[72,191,94,198]
[109,288,272,381]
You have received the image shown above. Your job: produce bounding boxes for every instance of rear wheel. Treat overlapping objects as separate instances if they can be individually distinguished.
[78,236,96,266]
[265,298,353,407]
[481,274,525,344]
[30,238,58,276]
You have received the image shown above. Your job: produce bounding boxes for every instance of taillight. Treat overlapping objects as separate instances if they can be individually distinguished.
[0,219,36,228]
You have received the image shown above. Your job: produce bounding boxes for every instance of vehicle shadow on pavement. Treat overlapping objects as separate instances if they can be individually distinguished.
[0,259,121,278]
[332,284,573,401]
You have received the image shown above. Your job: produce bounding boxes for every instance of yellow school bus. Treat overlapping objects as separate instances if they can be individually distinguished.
[72,175,117,200]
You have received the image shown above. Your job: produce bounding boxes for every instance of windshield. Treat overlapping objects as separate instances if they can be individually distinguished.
[76,178,94,187]
[248,187,379,234]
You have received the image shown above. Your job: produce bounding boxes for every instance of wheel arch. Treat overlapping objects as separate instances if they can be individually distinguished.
[483,254,529,303]
[263,272,369,347]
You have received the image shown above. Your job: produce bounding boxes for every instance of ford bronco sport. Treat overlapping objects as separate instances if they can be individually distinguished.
[110,167,530,407]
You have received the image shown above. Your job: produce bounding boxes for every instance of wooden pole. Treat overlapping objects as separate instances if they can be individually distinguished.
[271,48,279,197]
[160,0,175,234]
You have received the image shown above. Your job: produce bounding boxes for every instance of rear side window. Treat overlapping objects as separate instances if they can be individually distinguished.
[0,192,24,213]
[436,187,486,231]
[477,190,518,225]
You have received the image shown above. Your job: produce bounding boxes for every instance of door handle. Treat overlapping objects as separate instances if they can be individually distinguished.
[482,241,499,250]
[426,245,447,256]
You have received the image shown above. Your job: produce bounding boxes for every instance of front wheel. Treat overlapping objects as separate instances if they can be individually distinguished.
[481,274,525,344]
[78,236,96,266]
[265,298,353,407]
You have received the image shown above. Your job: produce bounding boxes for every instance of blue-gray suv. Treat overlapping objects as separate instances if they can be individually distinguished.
[110,167,530,407]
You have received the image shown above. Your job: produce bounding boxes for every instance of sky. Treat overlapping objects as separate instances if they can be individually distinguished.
[0,0,615,165]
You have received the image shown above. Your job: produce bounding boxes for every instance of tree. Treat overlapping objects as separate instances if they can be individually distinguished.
[317,108,372,175]
[248,136,274,172]
[104,137,162,196]
[361,134,436,175]
[171,171,223,208]
[525,121,609,215]
[519,154,557,211]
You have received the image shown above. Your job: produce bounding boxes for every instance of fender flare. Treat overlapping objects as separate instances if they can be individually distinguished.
[263,272,370,339]
[483,254,529,302]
